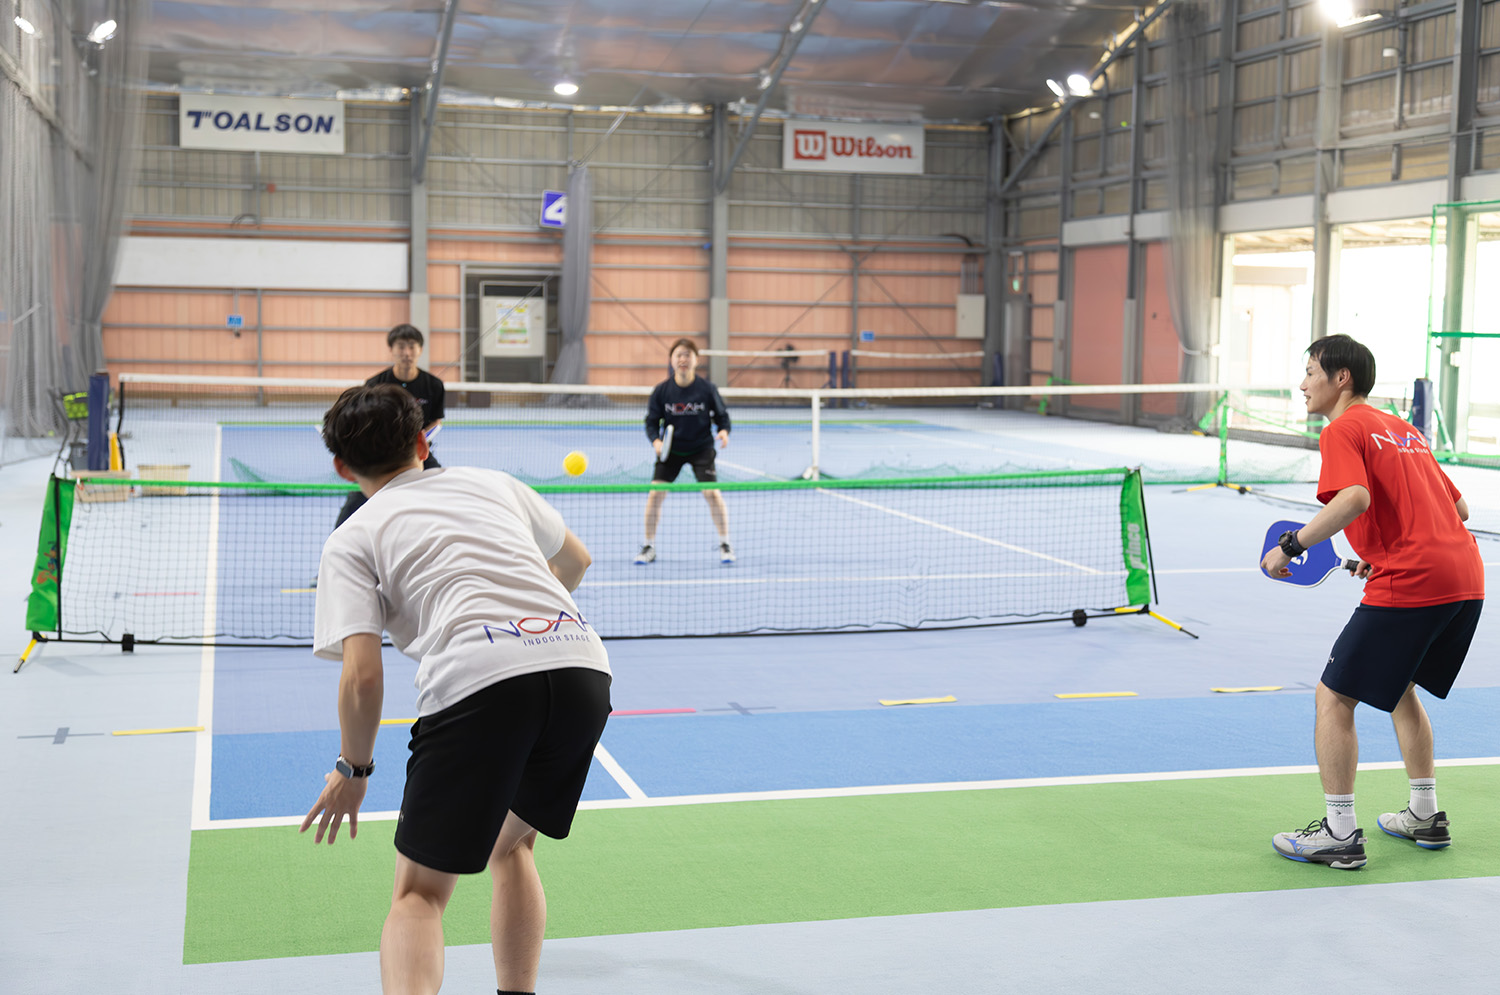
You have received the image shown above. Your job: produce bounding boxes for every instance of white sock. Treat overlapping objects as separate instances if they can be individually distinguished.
[1325,794,1357,838]
[1409,778,1437,818]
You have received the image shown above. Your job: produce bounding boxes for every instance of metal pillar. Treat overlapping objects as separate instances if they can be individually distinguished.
[709,104,731,385]
[410,99,431,366]
[1310,23,1344,342]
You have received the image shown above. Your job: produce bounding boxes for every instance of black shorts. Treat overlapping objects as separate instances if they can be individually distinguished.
[653,444,717,483]
[1321,599,1483,712]
[394,666,612,874]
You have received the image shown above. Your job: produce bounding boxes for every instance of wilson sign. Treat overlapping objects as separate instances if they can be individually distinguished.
[781,120,924,175]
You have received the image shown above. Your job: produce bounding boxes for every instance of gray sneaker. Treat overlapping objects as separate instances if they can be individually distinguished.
[1377,808,1451,849]
[719,540,736,564]
[634,543,656,565]
[1272,818,1367,869]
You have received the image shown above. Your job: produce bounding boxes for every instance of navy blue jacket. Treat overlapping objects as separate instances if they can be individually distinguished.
[645,376,731,454]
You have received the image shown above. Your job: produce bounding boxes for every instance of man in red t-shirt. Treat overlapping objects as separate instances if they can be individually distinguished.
[1262,334,1483,870]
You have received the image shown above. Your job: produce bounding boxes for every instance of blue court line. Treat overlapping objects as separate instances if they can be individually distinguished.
[209,730,625,821]
[598,691,1500,797]
[207,688,1500,821]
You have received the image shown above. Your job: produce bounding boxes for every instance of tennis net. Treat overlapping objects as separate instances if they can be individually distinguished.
[27,468,1156,644]
[113,373,1329,487]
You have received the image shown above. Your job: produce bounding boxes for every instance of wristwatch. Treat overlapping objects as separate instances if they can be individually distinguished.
[335,755,375,778]
[1278,530,1307,558]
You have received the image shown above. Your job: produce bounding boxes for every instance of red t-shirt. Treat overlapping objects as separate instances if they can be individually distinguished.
[1317,404,1483,607]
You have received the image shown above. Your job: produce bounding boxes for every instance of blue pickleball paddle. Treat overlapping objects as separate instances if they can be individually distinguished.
[1260,520,1360,587]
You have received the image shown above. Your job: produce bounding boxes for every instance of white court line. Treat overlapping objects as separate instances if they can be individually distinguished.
[190,425,223,832]
[724,455,1100,574]
[194,755,1500,830]
[819,488,1101,574]
[589,570,1120,588]
[854,423,1075,466]
[593,743,648,800]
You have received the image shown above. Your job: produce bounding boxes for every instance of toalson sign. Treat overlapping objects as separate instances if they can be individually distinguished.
[179,95,345,154]
[781,120,924,175]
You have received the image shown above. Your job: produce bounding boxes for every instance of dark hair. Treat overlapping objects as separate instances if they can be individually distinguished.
[667,337,699,357]
[322,384,424,476]
[1306,334,1375,397]
[387,323,425,349]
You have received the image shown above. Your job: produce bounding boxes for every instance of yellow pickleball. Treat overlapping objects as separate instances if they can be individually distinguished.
[563,451,588,476]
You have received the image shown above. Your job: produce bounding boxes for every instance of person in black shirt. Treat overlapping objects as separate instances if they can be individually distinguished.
[636,338,734,564]
[334,323,445,528]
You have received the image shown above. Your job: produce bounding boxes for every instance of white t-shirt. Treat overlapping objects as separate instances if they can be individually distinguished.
[313,466,611,716]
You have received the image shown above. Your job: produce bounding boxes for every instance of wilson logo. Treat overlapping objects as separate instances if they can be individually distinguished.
[791,129,916,162]
[792,129,827,159]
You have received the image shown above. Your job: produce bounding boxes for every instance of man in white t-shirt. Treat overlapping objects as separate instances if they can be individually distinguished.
[300,383,612,995]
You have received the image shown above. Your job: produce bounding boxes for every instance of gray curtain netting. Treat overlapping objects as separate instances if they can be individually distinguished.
[0,0,148,464]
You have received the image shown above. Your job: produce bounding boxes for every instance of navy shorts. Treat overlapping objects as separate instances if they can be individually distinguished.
[394,667,612,874]
[653,444,717,483]
[1322,600,1483,712]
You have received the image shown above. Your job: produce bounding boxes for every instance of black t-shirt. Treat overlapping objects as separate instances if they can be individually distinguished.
[366,367,445,428]
[644,375,731,454]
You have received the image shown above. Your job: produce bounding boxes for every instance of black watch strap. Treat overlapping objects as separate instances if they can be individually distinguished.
[335,755,375,778]
[1278,530,1307,558]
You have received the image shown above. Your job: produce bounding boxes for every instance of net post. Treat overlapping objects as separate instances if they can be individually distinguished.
[1216,392,1229,486]
[809,391,821,480]
[86,372,110,471]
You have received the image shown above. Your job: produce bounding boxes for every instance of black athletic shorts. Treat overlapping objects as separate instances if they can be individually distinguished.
[653,444,717,483]
[393,666,612,874]
[1321,599,1483,712]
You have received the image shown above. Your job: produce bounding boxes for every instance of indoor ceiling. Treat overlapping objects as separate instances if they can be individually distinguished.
[144,0,1147,122]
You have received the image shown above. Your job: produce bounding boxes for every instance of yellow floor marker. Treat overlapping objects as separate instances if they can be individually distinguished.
[1211,686,1284,693]
[112,726,204,736]
[879,696,957,706]
[1055,691,1138,699]
[380,717,416,726]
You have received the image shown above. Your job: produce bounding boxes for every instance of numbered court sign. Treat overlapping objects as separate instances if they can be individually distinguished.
[540,191,567,229]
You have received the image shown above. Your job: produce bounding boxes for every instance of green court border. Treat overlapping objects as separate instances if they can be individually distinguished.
[184,765,1500,964]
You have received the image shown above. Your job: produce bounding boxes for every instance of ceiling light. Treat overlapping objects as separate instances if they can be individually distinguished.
[789,18,805,33]
[1046,79,1065,98]
[758,71,773,91]
[553,81,579,96]
[1319,0,1382,27]
[86,19,116,44]
[1066,74,1092,97]
[14,15,36,34]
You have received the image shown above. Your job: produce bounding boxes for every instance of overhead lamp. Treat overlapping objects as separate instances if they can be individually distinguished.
[1045,79,1065,98]
[1319,0,1383,27]
[789,18,805,33]
[758,70,773,91]
[553,81,579,96]
[86,19,116,44]
[1066,74,1092,97]
[14,15,36,34]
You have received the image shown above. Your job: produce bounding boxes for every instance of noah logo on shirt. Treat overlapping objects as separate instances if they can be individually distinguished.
[1369,428,1429,453]
[482,611,592,641]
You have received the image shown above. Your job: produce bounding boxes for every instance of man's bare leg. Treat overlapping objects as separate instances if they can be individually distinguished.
[1314,681,1360,795]
[643,489,667,543]
[703,489,729,539]
[1390,682,1435,779]
[381,854,458,995]
[490,812,546,993]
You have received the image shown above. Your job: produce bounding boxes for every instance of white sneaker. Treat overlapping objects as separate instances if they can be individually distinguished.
[1377,808,1451,849]
[634,543,656,565]
[719,541,736,564]
[1272,817,1367,869]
